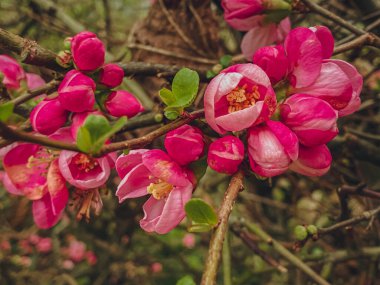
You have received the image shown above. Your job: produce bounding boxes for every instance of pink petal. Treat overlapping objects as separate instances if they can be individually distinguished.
[2,173,24,196]
[32,191,67,229]
[47,159,69,216]
[115,149,150,179]
[310,26,334,59]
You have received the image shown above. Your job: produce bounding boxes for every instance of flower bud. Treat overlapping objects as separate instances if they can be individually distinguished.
[71,31,105,71]
[164,124,204,165]
[253,45,288,84]
[207,136,245,174]
[30,98,69,135]
[63,37,72,50]
[0,55,25,90]
[248,120,298,177]
[105,90,144,118]
[98,63,124,88]
[56,51,72,68]
[58,70,96,112]
[280,94,338,146]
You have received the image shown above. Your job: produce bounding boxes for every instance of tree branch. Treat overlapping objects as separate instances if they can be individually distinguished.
[201,170,244,285]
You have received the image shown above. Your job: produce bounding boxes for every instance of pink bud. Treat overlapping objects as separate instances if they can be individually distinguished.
[67,240,86,262]
[85,251,97,265]
[28,234,41,245]
[253,45,288,84]
[280,94,338,146]
[30,98,69,135]
[248,120,298,177]
[99,63,124,88]
[71,31,105,71]
[164,124,204,165]
[105,90,144,118]
[310,26,334,59]
[35,237,52,253]
[289,144,332,176]
[62,259,75,270]
[26,73,46,91]
[58,70,96,112]
[182,233,196,248]
[151,262,163,273]
[0,55,25,89]
[207,136,245,174]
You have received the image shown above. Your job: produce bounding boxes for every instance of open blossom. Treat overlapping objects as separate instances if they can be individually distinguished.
[289,144,332,176]
[280,94,338,146]
[58,70,96,112]
[99,63,124,88]
[248,120,298,177]
[105,90,144,118]
[0,55,25,89]
[116,149,194,234]
[30,98,69,135]
[2,143,68,229]
[204,63,276,134]
[71,31,105,71]
[164,124,204,166]
[207,136,245,174]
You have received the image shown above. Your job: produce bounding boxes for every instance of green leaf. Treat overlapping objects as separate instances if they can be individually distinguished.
[219,55,232,67]
[77,126,92,153]
[0,102,14,122]
[188,223,214,233]
[185,198,218,227]
[176,275,196,285]
[159,88,175,105]
[188,156,208,182]
[170,68,199,108]
[164,106,183,120]
[206,70,217,79]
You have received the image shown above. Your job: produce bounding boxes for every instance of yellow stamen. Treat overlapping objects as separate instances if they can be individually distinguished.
[226,84,260,113]
[147,180,173,200]
[73,153,99,172]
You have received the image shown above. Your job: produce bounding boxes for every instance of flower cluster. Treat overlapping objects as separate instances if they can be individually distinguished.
[205,25,362,177]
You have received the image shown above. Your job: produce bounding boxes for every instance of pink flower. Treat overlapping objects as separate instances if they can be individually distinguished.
[99,63,124,88]
[105,90,144,118]
[30,98,69,135]
[248,120,298,177]
[86,251,97,265]
[35,237,52,253]
[280,94,338,146]
[70,110,103,140]
[253,44,289,84]
[0,55,25,89]
[62,259,75,270]
[116,149,194,234]
[67,240,86,262]
[204,63,276,134]
[207,136,244,174]
[3,144,68,229]
[151,262,163,273]
[241,17,291,60]
[26,73,46,90]
[58,70,96,112]
[71,31,105,71]
[291,59,363,116]
[310,26,334,59]
[164,124,204,165]
[289,144,332,176]
[182,233,196,249]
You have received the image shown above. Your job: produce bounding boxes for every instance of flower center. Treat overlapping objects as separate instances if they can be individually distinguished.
[147,180,174,200]
[226,84,260,113]
[73,154,99,173]
[26,149,54,170]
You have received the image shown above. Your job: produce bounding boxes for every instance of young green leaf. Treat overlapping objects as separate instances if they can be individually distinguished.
[159,88,175,105]
[188,223,214,233]
[170,68,199,108]
[176,275,196,285]
[0,102,14,122]
[76,126,92,153]
[185,198,218,227]
[219,55,232,68]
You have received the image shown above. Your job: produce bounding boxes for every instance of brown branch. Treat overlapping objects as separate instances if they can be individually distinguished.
[334,34,378,55]
[201,170,245,285]
[338,184,380,200]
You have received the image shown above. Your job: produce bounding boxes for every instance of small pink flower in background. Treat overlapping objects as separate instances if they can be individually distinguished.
[58,70,96,113]
[207,136,245,174]
[280,94,338,146]
[71,31,105,71]
[105,90,144,118]
[164,124,204,166]
[248,120,298,177]
[35,237,52,253]
[151,262,163,273]
[26,73,46,90]
[99,63,124,88]
[20,256,32,267]
[182,233,196,249]
[204,63,276,134]
[67,240,86,263]
[0,55,25,89]
[2,143,68,229]
[30,98,69,135]
[116,149,194,234]
[86,251,97,265]
[0,240,11,251]
[62,259,75,270]
[253,45,288,85]
[28,234,41,245]
[18,239,33,254]
[289,144,332,176]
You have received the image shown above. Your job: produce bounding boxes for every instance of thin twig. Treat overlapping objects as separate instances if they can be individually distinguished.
[334,34,378,54]
[201,170,244,285]
[10,80,60,106]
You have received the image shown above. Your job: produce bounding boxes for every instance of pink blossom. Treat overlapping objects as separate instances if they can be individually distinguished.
[30,98,69,135]
[291,59,362,116]
[151,262,163,273]
[204,63,276,134]
[62,259,75,270]
[35,237,52,253]
[99,63,124,88]
[248,120,298,177]
[207,136,245,174]
[0,240,11,251]
[116,149,194,234]
[182,233,196,249]
[28,234,41,245]
[86,251,97,265]
[310,26,334,59]
[3,144,68,229]
[241,17,291,60]
[26,73,46,90]
[280,94,338,146]
[289,144,332,176]
[105,90,144,118]
[0,55,25,89]
[71,31,105,71]
[67,240,86,262]
[253,44,288,84]
[164,124,204,165]
[58,70,96,112]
